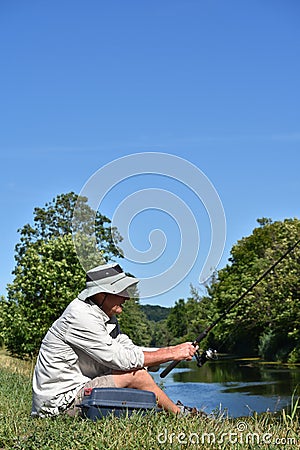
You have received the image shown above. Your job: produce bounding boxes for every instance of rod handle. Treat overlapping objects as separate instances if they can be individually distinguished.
[160,359,179,378]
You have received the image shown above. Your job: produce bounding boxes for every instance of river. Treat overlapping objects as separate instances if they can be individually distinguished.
[151,357,300,417]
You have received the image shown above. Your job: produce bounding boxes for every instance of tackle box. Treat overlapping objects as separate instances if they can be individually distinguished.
[78,387,159,420]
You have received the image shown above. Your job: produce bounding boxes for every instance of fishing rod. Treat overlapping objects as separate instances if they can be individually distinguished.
[160,237,300,378]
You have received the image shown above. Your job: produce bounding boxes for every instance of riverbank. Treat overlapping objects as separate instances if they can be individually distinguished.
[153,356,300,419]
[0,353,299,449]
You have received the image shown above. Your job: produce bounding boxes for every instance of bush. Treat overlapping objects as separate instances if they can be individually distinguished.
[258,330,295,362]
[288,346,300,364]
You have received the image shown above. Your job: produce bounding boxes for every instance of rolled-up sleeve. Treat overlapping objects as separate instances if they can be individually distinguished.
[64,307,144,371]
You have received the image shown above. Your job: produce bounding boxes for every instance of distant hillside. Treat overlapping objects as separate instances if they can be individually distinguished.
[141,304,171,322]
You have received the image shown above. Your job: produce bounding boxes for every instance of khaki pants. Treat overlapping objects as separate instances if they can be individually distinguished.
[65,374,116,417]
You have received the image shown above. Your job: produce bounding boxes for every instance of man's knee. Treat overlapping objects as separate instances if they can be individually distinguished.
[113,368,153,389]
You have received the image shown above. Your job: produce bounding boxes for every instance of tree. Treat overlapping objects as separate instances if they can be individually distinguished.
[16,192,122,264]
[162,286,218,348]
[119,298,152,347]
[166,299,188,343]
[183,286,219,348]
[207,218,300,360]
[2,235,87,356]
[140,305,171,322]
[0,296,5,347]
[150,320,174,347]
[2,192,124,357]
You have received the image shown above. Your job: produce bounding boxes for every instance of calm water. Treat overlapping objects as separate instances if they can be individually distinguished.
[152,357,300,417]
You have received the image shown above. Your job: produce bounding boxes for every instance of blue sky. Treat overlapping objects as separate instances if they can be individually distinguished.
[0,1,299,306]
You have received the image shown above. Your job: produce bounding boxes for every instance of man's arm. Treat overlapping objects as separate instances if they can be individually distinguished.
[143,342,198,367]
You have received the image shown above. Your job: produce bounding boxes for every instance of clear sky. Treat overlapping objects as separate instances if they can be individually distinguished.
[1,0,299,306]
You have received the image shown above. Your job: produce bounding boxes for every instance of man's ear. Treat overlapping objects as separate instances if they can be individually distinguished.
[92,293,107,308]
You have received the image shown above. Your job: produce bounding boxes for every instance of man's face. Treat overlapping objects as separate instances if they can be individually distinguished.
[101,292,129,317]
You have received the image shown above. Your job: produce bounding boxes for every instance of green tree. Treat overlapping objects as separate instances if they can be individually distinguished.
[2,235,87,356]
[140,305,171,322]
[0,296,5,347]
[166,299,188,343]
[119,298,152,347]
[150,320,174,347]
[183,285,219,349]
[16,192,122,264]
[162,285,218,348]
[207,218,300,360]
[2,192,124,357]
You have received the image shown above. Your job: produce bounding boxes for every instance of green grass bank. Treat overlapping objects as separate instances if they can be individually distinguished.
[0,353,299,450]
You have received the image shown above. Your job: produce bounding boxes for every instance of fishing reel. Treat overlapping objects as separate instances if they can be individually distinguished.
[195,348,218,367]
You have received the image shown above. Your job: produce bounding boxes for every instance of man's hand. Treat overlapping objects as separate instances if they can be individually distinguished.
[170,342,199,361]
[142,342,199,367]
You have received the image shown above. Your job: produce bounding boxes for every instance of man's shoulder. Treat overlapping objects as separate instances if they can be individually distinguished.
[66,298,107,321]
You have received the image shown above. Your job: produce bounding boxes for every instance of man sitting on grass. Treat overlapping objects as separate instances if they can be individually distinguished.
[31,263,198,417]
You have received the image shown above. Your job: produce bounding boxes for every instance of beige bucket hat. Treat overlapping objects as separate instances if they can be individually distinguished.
[78,263,139,300]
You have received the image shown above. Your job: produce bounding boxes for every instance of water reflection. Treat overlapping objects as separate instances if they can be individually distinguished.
[152,358,300,417]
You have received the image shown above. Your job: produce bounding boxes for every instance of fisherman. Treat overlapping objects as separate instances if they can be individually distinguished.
[31,263,199,417]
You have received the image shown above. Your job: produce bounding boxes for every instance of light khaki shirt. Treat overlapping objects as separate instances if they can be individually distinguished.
[31,298,145,417]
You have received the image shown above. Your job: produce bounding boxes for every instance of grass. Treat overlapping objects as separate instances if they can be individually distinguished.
[0,353,300,449]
